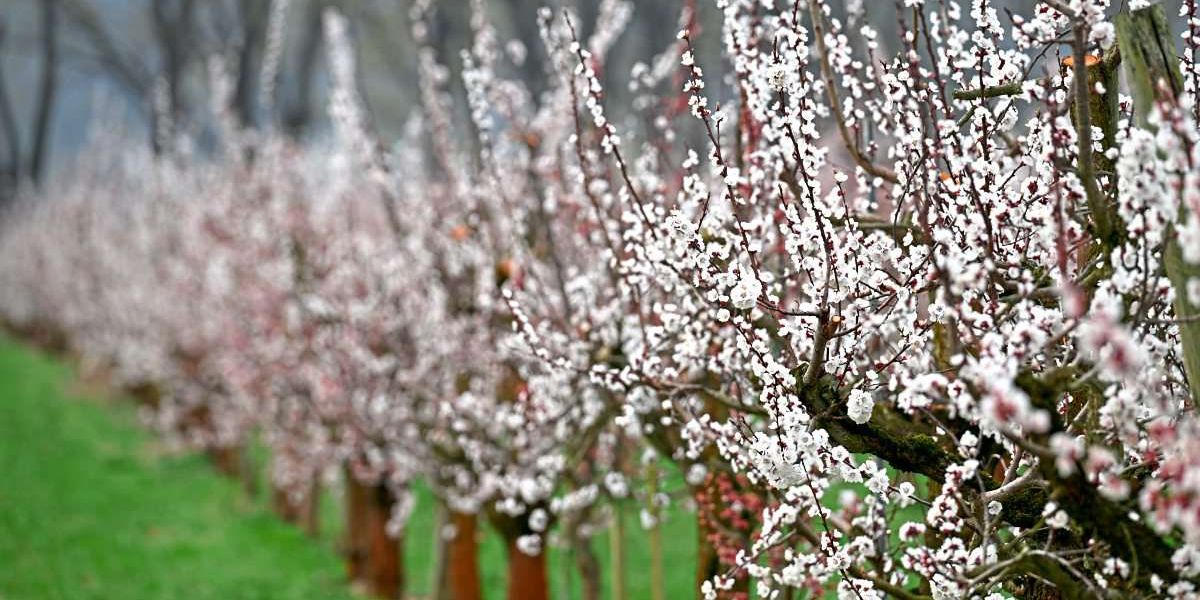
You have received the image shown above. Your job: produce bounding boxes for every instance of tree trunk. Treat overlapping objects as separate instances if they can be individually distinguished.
[344,467,368,583]
[302,479,320,537]
[207,444,242,480]
[344,467,402,599]
[574,536,601,600]
[1116,4,1200,409]
[429,504,447,600]
[608,503,626,600]
[696,392,728,594]
[695,502,719,593]
[0,19,20,200]
[273,485,302,521]
[150,0,197,150]
[364,483,401,599]
[30,0,58,185]
[233,0,268,129]
[694,470,751,599]
[283,0,325,137]
[505,538,548,600]
[239,444,259,498]
[272,479,320,537]
[444,510,483,600]
[645,459,666,600]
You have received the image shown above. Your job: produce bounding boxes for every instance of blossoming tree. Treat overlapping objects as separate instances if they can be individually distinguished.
[490,0,1200,598]
[3,1,1200,600]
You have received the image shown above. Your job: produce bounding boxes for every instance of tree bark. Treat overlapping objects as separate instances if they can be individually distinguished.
[561,508,600,600]
[304,481,320,537]
[344,466,368,583]
[344,467,402,599]
[694,470,752,598]
[444,510,483,600]
[695,479,720,594]
[239,444,259,498]
[283,0,326,137]
[488,500,550,600]
[608,503,626,600]
[30,0,59,185]
[233,0,269,129]
[645,461,666,600]
[489,367,551,600]
[429,504,447,600]
[151,0,197,144]
[505,538,548,600]
[207,444,242,480]
[272,479,320,537]
[0,19,19,199]
[695,392,734,595]
[364,482,402,599]
[59,0,152,101]
[1116,3,1200,410]
[1065,49,1121,248]
[573,535,601,600]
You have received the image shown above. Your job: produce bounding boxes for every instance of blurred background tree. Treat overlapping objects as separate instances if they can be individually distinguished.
[1,0,1181,205]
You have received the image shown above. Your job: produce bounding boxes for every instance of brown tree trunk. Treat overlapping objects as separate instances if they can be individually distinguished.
[505,538,548,600]
[364,482,402,599]
[694,470,751,599]
[272,479,320,537]
[273,486,299,520]
[344,468,369,583]
[488,366,549,600]
[444,511,483,600]
[344,468,402,599]
[1022,582,1063,600]
[302,480,320,537]
[207,445,242,480]
[695,403,723,594]
[487,493,550,600]
[239,445,259,498]
[695,507,719,593]
[128,382,162,410]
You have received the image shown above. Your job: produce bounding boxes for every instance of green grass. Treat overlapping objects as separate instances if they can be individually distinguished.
[0,333,936,600]
[0,338,358,600]
[0,336,698,599]
[399,482,698,599]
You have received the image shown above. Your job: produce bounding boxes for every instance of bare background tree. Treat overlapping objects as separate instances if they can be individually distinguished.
[0,0,1183,198]
[0,19,21,202]
[29,0,58,185]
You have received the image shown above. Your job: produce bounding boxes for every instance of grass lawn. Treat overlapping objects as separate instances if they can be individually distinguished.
[0,337,358,600]
[0,336,698,599]
[398,481,698,599]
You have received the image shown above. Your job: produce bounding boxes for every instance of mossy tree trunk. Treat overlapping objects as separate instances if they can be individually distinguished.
[1116,3,1200,408]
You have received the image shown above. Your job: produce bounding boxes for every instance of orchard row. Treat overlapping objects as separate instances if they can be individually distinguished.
[3,1,1200,599]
